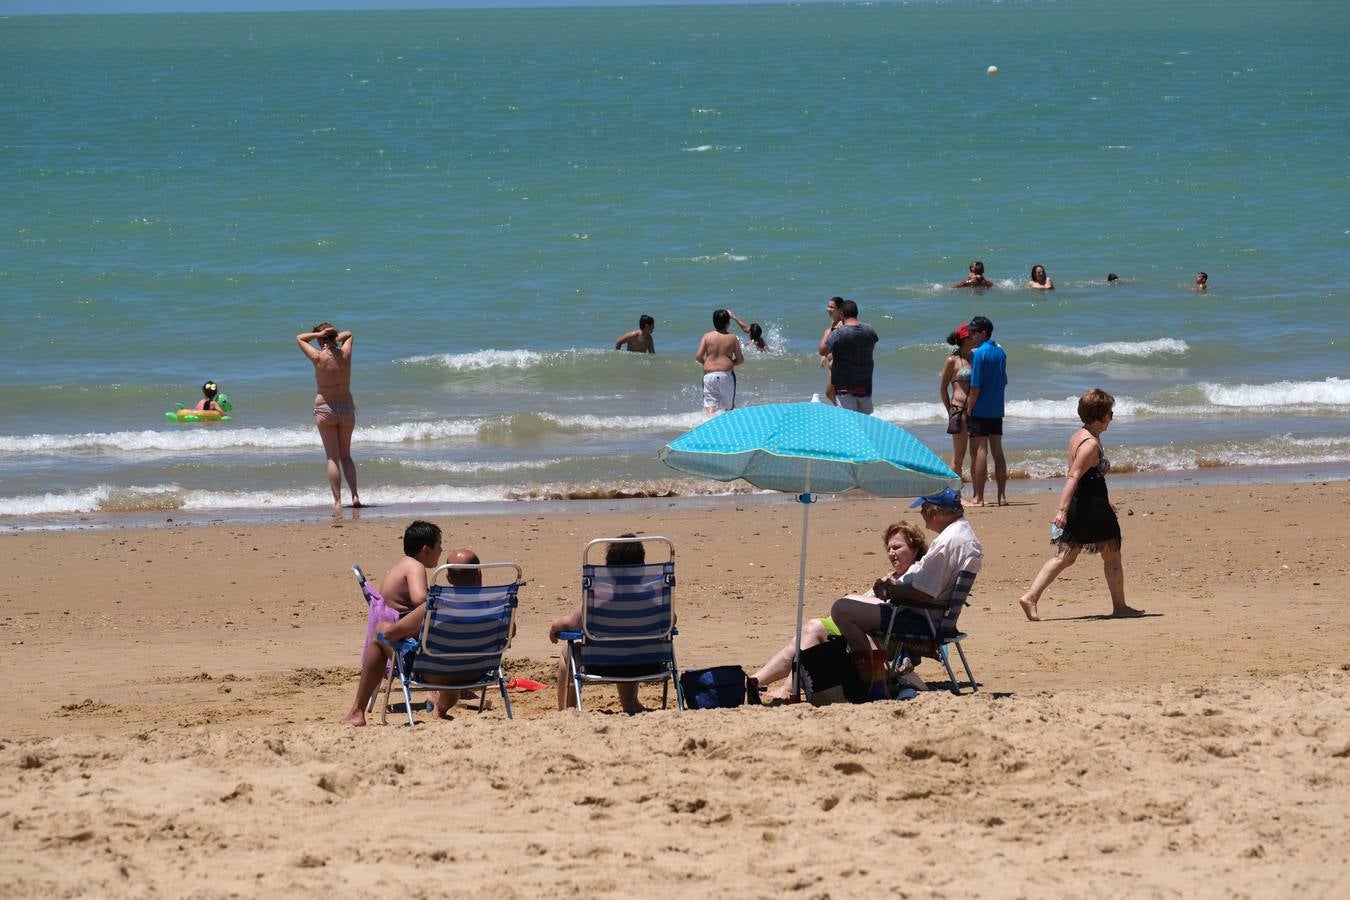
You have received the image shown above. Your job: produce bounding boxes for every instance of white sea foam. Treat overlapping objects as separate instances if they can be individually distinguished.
[871,402,949,424]
[399,347,615,372]
[987,433,1350,480]
[540,411,707,432]
[1038,338,1189,358]
[1201,377,1350,408]
[386,457,564,474]
[404,349,533,370]
[683,144,714,152]
[0,483,513,517]
[671,252,750,263]
[0,420,483,454]
[0,479,744,518]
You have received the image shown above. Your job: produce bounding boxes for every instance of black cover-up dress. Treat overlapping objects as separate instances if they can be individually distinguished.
[1056,435,1122,553]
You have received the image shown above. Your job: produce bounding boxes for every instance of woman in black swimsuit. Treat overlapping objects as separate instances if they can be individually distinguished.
[1019,389,1144,622]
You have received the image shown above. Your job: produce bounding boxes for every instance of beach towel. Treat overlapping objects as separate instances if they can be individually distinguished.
[360,586,400,665]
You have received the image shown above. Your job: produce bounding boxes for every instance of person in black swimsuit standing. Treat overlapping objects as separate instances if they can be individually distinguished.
[1019,388,1144,622]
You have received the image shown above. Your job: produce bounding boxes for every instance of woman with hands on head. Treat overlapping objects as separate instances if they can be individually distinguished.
[297,322,361,512]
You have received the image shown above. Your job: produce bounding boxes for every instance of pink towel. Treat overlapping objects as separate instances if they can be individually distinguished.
[360,587,400,665]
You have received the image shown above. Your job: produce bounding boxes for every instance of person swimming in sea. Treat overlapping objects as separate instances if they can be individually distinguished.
[952,260,993,289]
[728,311,769,352]
[195,380,224,412]
[614,314,655,353]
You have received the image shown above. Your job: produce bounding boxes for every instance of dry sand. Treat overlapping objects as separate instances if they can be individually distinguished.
[2,480,1348,897]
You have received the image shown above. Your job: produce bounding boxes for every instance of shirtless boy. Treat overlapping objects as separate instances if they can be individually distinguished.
[342,520,445,726]
[615,314,656,353]
[695,308,744,413]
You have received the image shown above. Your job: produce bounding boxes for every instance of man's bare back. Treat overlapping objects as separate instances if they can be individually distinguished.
[696,330,742,372]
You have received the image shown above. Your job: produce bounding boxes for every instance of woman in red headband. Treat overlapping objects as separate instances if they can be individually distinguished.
[939,323,977,485]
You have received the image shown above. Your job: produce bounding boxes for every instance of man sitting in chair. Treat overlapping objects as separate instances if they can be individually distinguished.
[341,523,484,725]
[829,488,983,683]
[548,534,652,715]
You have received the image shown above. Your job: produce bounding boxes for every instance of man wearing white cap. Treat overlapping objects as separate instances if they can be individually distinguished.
[829,487,982,679]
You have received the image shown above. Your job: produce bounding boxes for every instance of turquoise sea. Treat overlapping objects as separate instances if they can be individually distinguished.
[2,0,1348,526]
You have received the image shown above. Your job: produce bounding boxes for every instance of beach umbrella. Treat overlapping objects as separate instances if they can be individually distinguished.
[658,401,958,696]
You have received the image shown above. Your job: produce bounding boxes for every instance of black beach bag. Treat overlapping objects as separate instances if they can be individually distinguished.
[797,638,871,706]
[680,665,749,709]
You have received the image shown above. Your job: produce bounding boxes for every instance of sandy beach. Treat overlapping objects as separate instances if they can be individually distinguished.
[2,479,1348,897]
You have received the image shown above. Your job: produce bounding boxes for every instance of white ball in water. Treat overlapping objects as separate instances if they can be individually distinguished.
[987,65,999,76]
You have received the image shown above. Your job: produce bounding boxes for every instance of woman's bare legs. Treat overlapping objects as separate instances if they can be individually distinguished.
[951,426,969,485]
[1019,546,1080,621]
[336,417,361,507]
[316,421,344,512]
[316,418,360,510]
[751,619,830,700]
[1100,545,1143,617]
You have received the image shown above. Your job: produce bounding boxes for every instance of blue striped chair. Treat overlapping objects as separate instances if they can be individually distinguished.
[560,536,684,712]
[878,569,979,695]
[376,562,522,725]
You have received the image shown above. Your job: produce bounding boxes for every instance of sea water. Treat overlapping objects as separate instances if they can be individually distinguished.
[2,0,1348,525]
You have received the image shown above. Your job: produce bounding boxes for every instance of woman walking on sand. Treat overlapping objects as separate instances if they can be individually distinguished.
[1019,388,1143,621]
[939,322,976,484]
[297,323,362,512]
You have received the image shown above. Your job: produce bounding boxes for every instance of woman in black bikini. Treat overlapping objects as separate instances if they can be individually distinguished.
[1019,388,1143,622]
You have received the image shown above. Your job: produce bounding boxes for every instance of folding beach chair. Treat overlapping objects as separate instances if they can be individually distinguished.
[559,536,684,712]
[878,569,979,695]
[375,561,522,725]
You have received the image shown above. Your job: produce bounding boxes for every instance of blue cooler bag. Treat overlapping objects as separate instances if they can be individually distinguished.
[679,666,748,709]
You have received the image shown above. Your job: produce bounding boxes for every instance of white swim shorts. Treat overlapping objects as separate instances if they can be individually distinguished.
[702,371,737,412]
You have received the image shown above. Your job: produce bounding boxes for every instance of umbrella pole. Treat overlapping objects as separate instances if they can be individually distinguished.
[790,466,813,700]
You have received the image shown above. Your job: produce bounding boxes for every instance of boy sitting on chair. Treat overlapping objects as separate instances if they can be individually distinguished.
[341,521,484,725]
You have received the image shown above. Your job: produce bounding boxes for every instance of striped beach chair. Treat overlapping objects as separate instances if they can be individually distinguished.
[376,561,522,725]
[560,536,684,712]
[878,569,979,695]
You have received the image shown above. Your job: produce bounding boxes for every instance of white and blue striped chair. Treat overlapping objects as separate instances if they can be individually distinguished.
[878,569,979,695]
[560,536,684,712]
[376,562,521,725]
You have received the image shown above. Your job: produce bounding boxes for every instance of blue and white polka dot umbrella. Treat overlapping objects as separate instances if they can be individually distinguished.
[659,401,957,698]
[658,401,957,496]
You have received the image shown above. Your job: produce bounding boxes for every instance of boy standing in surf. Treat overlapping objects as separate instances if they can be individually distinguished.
[695,309,743,413]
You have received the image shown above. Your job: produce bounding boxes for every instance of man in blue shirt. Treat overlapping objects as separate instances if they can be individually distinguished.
[963,315,1008,506]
